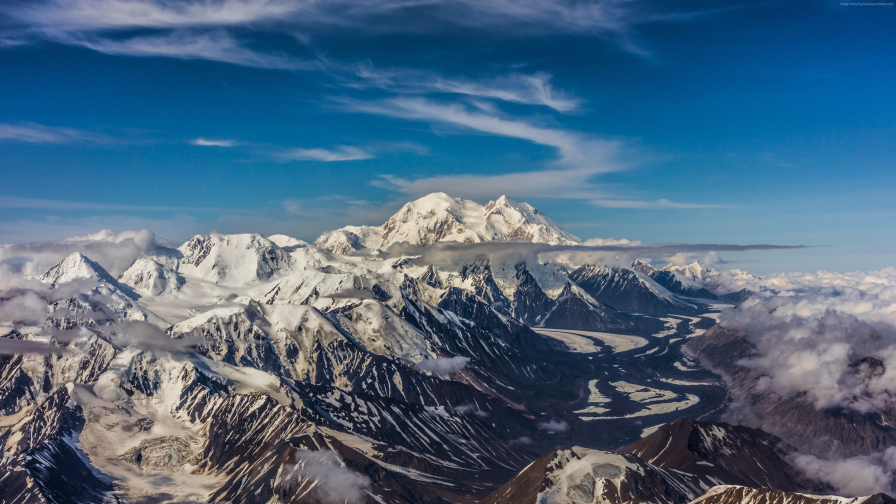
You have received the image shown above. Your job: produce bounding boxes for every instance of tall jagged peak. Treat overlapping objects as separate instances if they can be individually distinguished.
[38,252,117,287]
[315,192,580,254]
[631,259,657,276]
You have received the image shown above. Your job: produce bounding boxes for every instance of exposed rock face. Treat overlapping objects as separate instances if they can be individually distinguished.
[481,446,695,504]
[511,262,557,326]
[684,326,896,457]
[619,419,821,493]
[417,265,444,288]
[569,265,696,316]
[482,418,863,504]
[540,282,629,331]
[122,436,193,470]
[460,259,512,314]
[689,486,896,504]
[0,386,114,504]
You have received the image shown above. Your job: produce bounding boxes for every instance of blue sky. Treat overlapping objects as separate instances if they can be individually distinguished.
[0,0,893,274]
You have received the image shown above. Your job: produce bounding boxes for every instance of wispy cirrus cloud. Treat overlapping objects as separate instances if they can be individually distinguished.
[347,67,582,113]
[279,145,374,162]
[56,29,324,71]
[1,0,681,41]
[3,0,303,31]
[591,198,725,209]
[0,195,231,213]
[34,28,582,112]
[343,97,728,207]
[0,122,114,144]
[0,0,740,89]
[342,96,627,199]
[275,141,427,163]
[345,97,620,170]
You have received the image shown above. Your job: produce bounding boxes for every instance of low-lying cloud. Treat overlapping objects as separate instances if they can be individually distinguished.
[790,447,896,497]
[538,419,569,432]
[282,449,370,504]
[0,337,65,356]
[415,356,470,375]
[719,268,896,414]
[379,239,806,272]
[0,228,158,277]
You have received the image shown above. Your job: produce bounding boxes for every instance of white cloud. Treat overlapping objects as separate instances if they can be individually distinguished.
[1,0,668,40]
[346,97,631,200]
[0,337,63,356]
[0,0,734,102]
[415,356,470,375]
[190,137,237,147]
[348,67,582,113]
[280,145,375,162]
[591,198,724,209]
[59,29,322,70]
[283,449,370,504]
[0,228,159,277]
[790,447,896,497]
[719,268,896,414]
[347,97,619,170]
[5,0,304,31]
[0,122,113,144]
[538,419,569,432]
[0,290,49,325]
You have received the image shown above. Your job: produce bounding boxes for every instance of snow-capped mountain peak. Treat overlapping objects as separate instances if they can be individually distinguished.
[38,252,118,287]
[662,260,760,295]
[663,261,714,283]
[177,233,293,285]
[314,192,580,254]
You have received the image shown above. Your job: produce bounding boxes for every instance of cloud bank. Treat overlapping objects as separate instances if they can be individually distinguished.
[0,228,159,277]
[791,447,896,497]
[719,268,896,414]
[379,239,806,272]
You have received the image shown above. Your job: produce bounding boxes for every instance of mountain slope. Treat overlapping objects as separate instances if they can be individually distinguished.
[684,326,896,457]
[619,419,819,493]
[690,486,896,504]
[481,419,864,504]
[539,282,630,331]
[569,265,697,316]
[178,233,294,285]
[3,193,875,504]
[480,445,697,504]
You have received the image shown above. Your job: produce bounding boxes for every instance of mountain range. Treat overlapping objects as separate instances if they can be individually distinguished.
[0,192,890,504]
